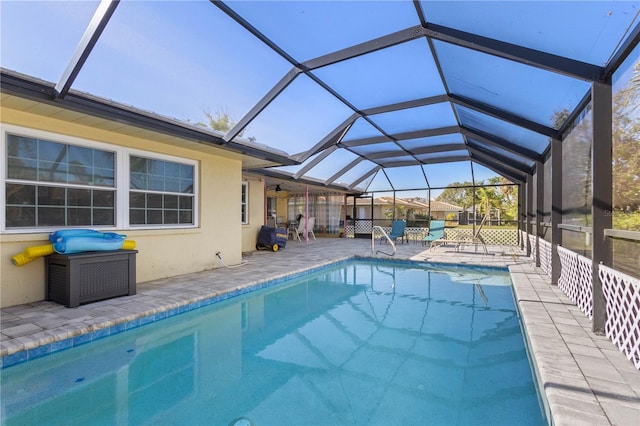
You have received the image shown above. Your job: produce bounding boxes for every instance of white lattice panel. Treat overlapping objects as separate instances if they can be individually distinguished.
[445,228,473,240]
[576,255,593,318]
[557,245,576,295]
[444,228,518,245]
[354,221,372,234]
[371,227,392,238]
[345,225,354,238]
[599,265,640,369]
[539,239,552,278]
[528,234,537,261]
[345,225,519,244]
[483,228,519,245]
[405,227,426,236]
[557,246,593,319]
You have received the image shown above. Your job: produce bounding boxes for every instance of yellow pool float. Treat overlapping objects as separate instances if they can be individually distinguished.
[11,240,136,266]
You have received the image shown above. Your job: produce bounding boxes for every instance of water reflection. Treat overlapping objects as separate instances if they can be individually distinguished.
[1,262,544,425]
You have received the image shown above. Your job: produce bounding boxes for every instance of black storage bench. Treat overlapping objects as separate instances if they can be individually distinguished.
[45,250,138,308]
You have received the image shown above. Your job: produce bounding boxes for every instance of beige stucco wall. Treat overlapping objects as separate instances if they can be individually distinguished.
[241,176,266,252]
[276,192,290,222]
[1,107,244,308]
[265,189,290,224]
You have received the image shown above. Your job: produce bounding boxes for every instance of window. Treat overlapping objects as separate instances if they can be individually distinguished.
[2,126,199,232]
[4,133,116,228]
[241,182,248,224]
[129,155,194,226]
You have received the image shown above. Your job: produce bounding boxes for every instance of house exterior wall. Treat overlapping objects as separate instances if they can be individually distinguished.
[276,193,289,223]
[431,211,447,220]
[265,189,290,224]
[242,177,265,252]
[348,205,375,220]
[1,107,244,308]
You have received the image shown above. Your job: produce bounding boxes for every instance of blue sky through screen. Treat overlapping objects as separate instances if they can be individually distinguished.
[6,1,634,193]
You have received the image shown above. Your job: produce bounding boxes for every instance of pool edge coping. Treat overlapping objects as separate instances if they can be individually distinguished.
[1,255,509,369]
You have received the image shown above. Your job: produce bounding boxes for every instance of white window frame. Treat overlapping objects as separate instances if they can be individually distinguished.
[125,149,198,229]
[241,181,248,225]
[1,124,198,233]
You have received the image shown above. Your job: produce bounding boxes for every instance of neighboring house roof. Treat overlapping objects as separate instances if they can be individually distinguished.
[427,200,464,212]
[377,197,425,209]
[347,197,389,206]
[347,197,420,207]
[347,197,462,212]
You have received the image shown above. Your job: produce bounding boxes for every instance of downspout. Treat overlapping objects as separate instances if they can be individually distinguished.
[305,185,309,243]
[264,181,267,225]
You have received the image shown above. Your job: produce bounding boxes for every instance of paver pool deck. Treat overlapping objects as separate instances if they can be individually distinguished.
[1,238,638,425]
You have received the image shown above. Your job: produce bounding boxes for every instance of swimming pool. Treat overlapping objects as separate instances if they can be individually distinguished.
[1,259,547,425]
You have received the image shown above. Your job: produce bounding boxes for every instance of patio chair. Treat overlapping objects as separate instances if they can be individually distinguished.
[422,220,445,248]
[430,219,488,254]
[455,218,488,254]
[383,220,406,244]
[295,216,316,241]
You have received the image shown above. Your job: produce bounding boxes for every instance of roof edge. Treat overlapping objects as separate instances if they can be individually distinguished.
[0,68,296,166]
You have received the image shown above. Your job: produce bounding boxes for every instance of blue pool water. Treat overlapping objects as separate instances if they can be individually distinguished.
[1,259,546,425]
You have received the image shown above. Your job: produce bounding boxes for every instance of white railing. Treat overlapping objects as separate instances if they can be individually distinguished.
[539,238,552,278]
[372,226,396,257]
[599,265,640,369]
[528,234,537,262]
[520,235,639,369]
[348,225,518,244]
[445,228,518,245]
[521,231,552,277]
[557,245,594,319]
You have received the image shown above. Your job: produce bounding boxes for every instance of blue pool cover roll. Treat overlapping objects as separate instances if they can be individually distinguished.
[50,230,127,254]
[49,229,126,243]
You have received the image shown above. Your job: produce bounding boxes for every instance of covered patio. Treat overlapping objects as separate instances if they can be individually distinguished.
[1,1,639,424]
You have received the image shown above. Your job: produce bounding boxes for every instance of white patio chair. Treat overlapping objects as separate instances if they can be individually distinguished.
[295,216,316,241]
